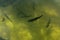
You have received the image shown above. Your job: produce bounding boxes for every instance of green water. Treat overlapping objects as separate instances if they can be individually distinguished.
[0,0,60,40]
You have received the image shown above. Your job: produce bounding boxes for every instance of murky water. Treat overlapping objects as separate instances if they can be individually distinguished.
[0,0,60,40]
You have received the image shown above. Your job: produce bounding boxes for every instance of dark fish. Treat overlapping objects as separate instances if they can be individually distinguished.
[28,15,43,22]
[3,13,12,22]
[46,18,51,28]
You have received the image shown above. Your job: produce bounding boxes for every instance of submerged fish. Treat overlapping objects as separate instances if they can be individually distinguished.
[46,17,51,28]
[3,13,12,22]
[28,15,43,22]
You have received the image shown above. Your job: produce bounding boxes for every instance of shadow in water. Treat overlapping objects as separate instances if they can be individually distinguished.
[0,37,5,40]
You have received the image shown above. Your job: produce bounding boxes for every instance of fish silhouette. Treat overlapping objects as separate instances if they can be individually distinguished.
[46,18,51,28]
[28,15,43,22]
[3,13,12,22]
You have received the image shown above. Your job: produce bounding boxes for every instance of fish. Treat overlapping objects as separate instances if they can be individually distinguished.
[3,13,12,22]
[46,17,51,28]
[28,15,43,22]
